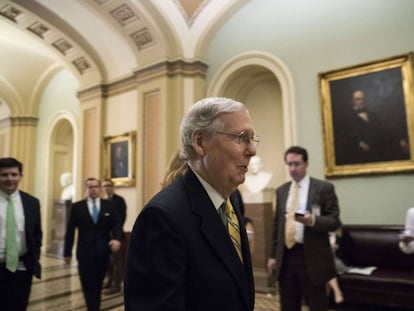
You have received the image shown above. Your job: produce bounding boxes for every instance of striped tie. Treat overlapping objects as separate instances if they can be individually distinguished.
[225,199,243,262]
[6,196,18,272]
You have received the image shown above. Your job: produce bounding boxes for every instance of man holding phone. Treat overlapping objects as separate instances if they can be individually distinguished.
[267,146,341,311]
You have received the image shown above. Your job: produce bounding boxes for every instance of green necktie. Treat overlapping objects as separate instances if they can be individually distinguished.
[6,195,18,272]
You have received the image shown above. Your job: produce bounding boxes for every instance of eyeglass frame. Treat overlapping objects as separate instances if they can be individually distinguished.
[216,131,260,147]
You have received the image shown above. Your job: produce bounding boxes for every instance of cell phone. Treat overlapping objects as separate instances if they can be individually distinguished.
[294,212,305,217]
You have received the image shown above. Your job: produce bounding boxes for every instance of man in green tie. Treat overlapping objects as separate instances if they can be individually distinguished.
[0,157,42,311]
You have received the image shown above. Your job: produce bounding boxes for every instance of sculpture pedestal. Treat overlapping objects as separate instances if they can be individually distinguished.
[244,190,275,293]
[46,200,71,258]
[243,189,274,204]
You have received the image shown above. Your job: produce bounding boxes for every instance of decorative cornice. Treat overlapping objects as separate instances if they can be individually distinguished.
[9,116,38,127]
[77,75,138,100]
[134,59,208,83]
[77,84,106,101]
[78,59,208,100]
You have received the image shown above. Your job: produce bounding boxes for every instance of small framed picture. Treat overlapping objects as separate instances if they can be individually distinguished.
[103,131,136,186]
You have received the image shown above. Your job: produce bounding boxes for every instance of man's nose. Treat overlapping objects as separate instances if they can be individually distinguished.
[247,143,257,156]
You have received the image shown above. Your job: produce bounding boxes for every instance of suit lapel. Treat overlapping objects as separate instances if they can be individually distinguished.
[81,200,95,224]
[280,182,290,211]
[182,170,250,309]
[20,192,31,230]
[307,178,318,211]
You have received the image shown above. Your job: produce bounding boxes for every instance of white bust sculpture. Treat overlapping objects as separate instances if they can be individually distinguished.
[60,172,74,201]
[244,156,272,193]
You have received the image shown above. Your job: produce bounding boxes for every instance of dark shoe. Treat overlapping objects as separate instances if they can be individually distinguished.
[104,286,121,295]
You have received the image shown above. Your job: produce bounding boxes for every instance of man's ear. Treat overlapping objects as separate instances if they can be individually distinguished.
[191,131,205,156]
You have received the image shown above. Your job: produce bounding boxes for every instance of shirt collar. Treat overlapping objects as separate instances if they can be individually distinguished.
[87,197,100,204]
[0,189,19,201]
[189,167,225,210]
[292,174,310,188]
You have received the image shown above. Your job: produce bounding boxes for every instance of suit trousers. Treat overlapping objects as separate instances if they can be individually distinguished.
[0,265,33,311]
[105,243,125,288]
[78,255,109,311]
[279,244,328,311]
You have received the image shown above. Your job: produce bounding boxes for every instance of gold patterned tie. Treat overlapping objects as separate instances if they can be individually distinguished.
[285,182,299,249]
[6,195,18,272]
[225,199,243,262]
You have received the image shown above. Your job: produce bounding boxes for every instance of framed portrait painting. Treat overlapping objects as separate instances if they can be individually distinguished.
[103,131,136,186]
[319,53,414,177]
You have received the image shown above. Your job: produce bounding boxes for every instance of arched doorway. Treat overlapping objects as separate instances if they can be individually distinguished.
[208,50,297,292]
[46,118,74,257]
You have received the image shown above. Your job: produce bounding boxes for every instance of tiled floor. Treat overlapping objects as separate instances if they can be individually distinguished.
[28,255,281,311]
[29,255,396,311]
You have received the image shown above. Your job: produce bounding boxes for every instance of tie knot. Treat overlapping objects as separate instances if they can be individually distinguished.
[292,182,300,190]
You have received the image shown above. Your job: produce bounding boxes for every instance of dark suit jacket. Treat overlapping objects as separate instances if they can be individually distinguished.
[110,193,127,227]
[64,198,122,261]
[124,169,255,311]
[335,110,385,164]
[20,191,42,279]
[270,177,340,285]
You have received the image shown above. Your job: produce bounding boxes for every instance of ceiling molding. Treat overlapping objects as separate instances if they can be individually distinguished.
[0,1,102,84]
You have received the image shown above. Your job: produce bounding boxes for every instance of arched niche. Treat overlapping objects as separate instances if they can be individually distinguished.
[45,118,74,257]
[208,51,297,292]
[208,51,297,186]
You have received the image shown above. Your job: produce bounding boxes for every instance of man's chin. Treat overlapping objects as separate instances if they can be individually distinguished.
[4,187,17,194]
[236,175,246,186]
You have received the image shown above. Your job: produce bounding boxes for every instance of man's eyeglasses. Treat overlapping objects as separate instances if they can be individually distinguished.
[216,131,260,148]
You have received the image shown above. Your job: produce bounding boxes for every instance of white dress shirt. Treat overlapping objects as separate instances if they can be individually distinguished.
[87,198,100,219]
[0,190,27,268]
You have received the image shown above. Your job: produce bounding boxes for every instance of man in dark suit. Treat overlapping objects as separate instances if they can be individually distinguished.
[267,146,341,311]
[64,177,123,311]
[124,97,258,311]
[102,178,127,294]
[0,157,42,311]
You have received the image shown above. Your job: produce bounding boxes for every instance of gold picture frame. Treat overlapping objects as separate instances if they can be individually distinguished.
[319,53,414,177]
[103,131,136,186]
